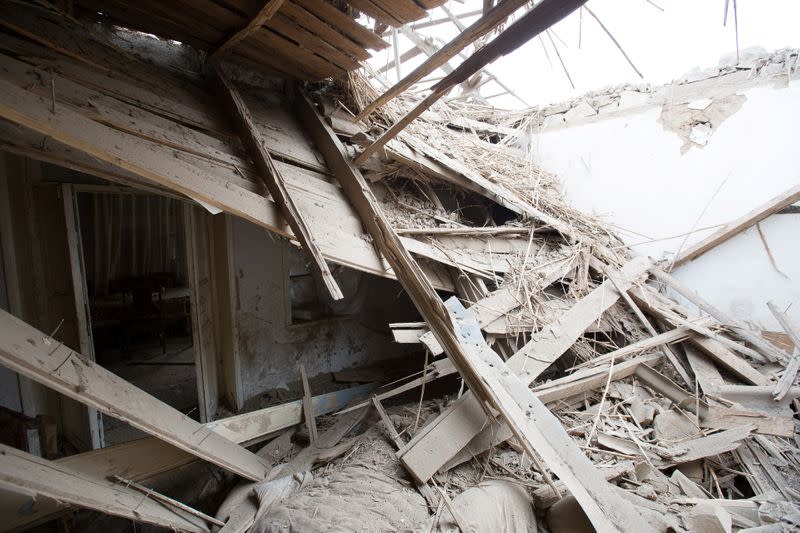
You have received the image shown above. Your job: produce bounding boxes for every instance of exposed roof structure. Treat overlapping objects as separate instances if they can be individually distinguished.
[0,2,798,532]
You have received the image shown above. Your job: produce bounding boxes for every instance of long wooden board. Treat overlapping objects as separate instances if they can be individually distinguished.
[398,257,651,482]
[0,444,209,533]
[443,298,652,533]
[672,184,800,267]
[1,382,375,531]
[0,65,454,290]
[0,309,270,481]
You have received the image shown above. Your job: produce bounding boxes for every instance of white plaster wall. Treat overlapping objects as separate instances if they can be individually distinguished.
[231,218,416,402]
[526,81,800,330]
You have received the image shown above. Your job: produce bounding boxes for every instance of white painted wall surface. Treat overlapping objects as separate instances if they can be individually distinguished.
[526,81,800,330]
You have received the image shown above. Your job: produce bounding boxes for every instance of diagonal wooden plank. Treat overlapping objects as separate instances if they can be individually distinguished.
[352,0,586,164]
[355,0,531,120]
[0,309,270,481]
[0,444,209,533]
[214,66,343,300]
[443,298,653,533]
[398,257,651,482]
[1,382,375,532]
[671,184,800,267]
[211,0,285,58]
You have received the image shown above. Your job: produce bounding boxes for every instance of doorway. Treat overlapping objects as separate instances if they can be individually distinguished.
[74,189,200,445]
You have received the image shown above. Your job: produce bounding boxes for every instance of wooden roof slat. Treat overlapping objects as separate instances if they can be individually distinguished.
[268,12,361,71]
[295,0,389,50]
[281,1,370,61]
[353,0,586,165]
[346,0,404,26]
[211,0,285,58]
[355,0,532,121]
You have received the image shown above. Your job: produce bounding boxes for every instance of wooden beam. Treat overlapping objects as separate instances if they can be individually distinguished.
[630,287,770,386]
[353,0,586,165]
[295,89,496,407]
[355,0,531,121]
[398,256,650,482]
[1,382,375,531]
[767,301,800,401]
[299,365,318,443]
[0,308,270,481]
[0,65,454,290]
[651,268,786,363]
[214,66,343,300]
[210,0,286,58]
[442,298,653,533]
[0,444,209,533]
[671,184,800,268]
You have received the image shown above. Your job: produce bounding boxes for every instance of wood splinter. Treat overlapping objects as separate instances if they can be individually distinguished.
[113,475,226,527]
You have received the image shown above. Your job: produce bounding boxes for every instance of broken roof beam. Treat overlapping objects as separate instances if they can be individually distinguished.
[353,0,586,165]
[298,90,650,531]
[652,268,787,364]
[671,184,800,268]
[355,0,532,121]
[0,308,270,481]
[397,256,651,482]
[214,66,343,300]
[767,301,800,401]
[444,298,654,533]
[0,444,210,533]
[294,89,496,405]
[1,382,375,531]
[210,0,286,59]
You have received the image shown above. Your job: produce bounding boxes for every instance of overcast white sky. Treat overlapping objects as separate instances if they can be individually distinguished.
[367,0,800,108]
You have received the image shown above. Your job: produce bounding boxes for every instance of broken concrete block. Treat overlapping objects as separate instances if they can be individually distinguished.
[686,502,733,533]
[635,483,657,501]
[719,46,768,68]
[635,463,671,495]
[617,90,651,111]
[564,100,597,122]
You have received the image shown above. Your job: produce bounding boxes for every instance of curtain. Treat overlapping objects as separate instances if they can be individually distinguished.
[80,192,186,297]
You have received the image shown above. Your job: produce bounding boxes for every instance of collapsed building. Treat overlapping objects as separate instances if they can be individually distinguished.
[0,1,798,532]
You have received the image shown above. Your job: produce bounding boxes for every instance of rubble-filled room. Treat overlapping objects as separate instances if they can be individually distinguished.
[0,1,798,532]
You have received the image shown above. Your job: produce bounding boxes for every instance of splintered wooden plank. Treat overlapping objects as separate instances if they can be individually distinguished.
[768,301,800,400]
[399,256,651,482]
[1,382,375,532]
[0,69,455,289]
[355,0,531,119]
[629,287,770,386]
[442,298,653,533]
[215,67,343,300]
[354,0,585,163]
[0,309,270,481]
[211,0,285,57]
[0,444,209,533]
[672,184,800,267]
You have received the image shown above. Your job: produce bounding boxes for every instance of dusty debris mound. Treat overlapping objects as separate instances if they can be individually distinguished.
[209,75,800,532]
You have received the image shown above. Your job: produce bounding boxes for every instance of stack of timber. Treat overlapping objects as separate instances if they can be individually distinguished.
[0,4,798,532]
